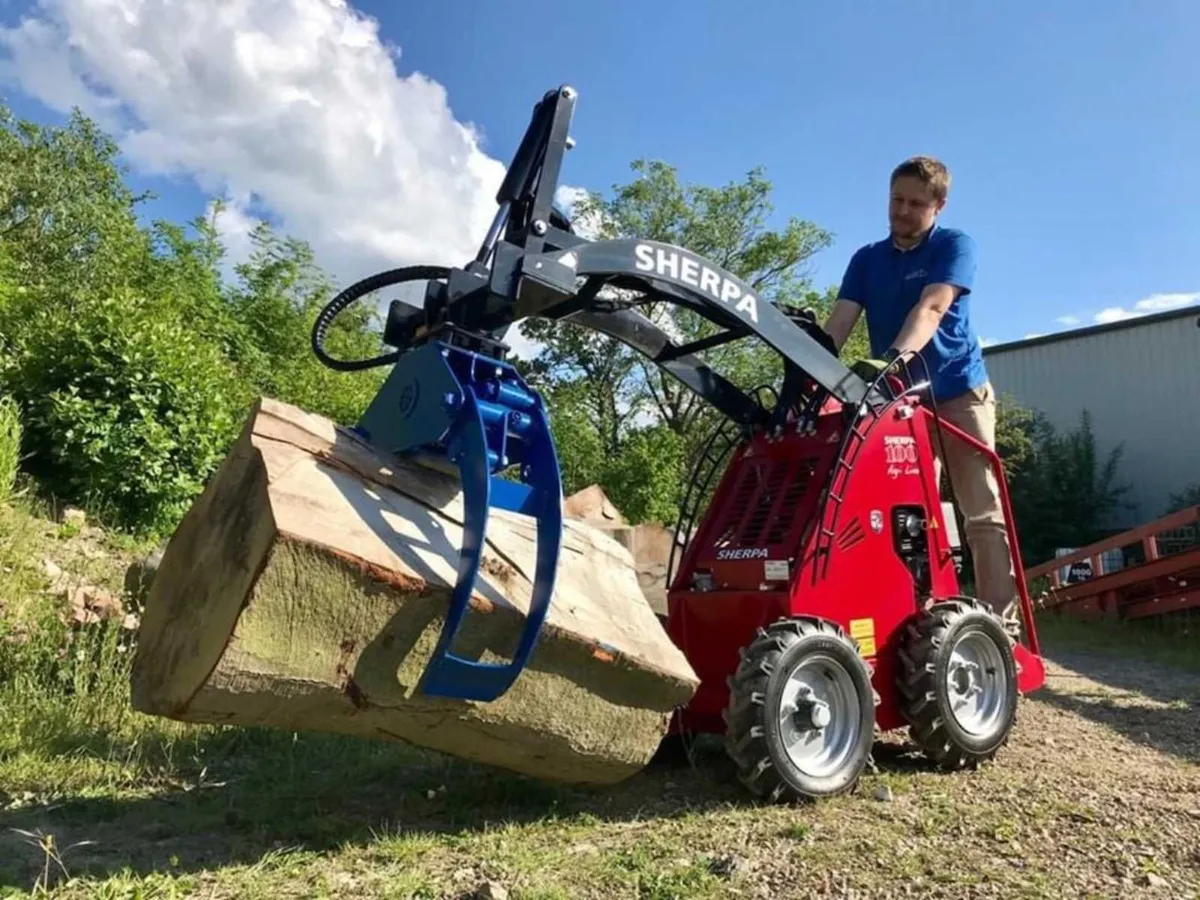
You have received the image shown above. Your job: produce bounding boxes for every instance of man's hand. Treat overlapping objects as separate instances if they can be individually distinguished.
[850,357,889,383]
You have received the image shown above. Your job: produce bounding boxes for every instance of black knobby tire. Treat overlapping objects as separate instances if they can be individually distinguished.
[722,616,877,803]
[897,597,1019,770]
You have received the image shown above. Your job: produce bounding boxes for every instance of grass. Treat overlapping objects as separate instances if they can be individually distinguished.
[0,396,19,503]
[1,496,1198,898]
[1033,607,1200,673]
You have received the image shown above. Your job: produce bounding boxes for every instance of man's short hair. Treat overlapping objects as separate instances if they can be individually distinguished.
[891,156,951,202]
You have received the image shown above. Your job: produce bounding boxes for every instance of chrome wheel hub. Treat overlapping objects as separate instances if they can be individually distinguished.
[945,631,1008,736]
[778,654,862,779]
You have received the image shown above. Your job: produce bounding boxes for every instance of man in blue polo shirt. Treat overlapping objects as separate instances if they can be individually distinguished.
[823,155,1018,629]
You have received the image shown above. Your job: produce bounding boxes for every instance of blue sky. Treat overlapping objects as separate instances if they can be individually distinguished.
[1,0,1198,346]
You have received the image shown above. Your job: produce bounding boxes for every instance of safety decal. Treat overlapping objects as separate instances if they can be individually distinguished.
[849,617,876,657]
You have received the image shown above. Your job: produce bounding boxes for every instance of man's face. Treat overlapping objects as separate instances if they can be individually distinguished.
[888,176,944,241]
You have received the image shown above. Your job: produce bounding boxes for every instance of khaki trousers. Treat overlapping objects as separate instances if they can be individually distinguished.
[929,381,1018,620]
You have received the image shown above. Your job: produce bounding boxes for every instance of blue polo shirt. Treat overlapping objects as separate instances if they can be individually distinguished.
[839,225,988,402]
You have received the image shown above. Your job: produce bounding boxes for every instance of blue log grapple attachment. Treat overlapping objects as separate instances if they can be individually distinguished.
[310,85,878,704]
[352,338,562,702]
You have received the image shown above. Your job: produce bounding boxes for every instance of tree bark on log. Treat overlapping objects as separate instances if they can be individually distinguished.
[130,397,699,785]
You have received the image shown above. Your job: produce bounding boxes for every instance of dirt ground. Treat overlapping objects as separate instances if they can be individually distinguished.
[1,624,1197,899]
[0,500,1197,898]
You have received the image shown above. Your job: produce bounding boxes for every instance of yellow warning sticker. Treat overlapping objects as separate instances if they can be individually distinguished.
[849,618,875,639]
[849,617,876,657]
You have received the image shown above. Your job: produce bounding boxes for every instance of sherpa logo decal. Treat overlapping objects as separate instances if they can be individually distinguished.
[715,547,769,560]
[634,243,759,324]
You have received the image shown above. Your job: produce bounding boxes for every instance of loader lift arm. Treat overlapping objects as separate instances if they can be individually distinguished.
[311,84,884,703]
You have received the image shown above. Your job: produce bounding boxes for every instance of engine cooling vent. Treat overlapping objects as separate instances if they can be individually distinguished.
[708,455,822,553]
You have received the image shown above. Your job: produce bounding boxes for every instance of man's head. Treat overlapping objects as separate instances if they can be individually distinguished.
[889,156,950,245]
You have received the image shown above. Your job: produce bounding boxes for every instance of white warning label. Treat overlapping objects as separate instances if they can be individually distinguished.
[764,559,790,581]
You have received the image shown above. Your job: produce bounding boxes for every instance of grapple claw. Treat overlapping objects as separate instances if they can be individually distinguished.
[355,339,563,702]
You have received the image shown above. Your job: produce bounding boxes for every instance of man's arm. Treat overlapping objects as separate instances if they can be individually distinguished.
[824,298,863,353]
[826,246,867,354]
[889,283,961,354]
[888,231,977,356]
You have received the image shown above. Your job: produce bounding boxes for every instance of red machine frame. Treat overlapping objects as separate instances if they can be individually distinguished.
[665,386,1045,737]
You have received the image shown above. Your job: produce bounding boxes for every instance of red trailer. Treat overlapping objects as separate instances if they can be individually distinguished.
[1025,505,1200,622]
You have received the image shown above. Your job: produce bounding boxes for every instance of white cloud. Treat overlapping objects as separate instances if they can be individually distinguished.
[1093,291,1200,324]
[1023,332,1045,339]
[979,336,998,347]
[553,184,589,219]
[1093,307,1136,324]
[0,0,546,292]
[552,183,606,241]
[1055,315,1080,326]
[1132,291,1200,312]
[205,198,258,284]
[500,323,546,360]
[0,3,701,368]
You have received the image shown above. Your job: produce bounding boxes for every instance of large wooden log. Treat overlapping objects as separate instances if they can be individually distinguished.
[130,397,699,785]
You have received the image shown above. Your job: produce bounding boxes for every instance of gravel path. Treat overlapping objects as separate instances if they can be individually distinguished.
[766,645,1200,899]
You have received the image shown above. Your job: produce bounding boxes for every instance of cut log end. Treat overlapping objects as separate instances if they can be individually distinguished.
[130,397,699,785]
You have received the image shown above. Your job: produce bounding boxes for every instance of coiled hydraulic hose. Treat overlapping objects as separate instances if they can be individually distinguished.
[311,264,451,371]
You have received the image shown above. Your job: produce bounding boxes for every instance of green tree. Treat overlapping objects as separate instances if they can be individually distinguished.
[994,393,1040,482]
[562,160,834,435]
[600,423,686,525]
[6,287,252,533]
[0,394,20,502]
[539,380,607,496]
[219,218,388,426]
[0,103,245,532]
[1164,483,1200,515]
[0,104,389,534]
[996,402,1132,566]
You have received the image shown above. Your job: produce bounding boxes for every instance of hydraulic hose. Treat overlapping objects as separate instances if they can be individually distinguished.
[311,264,451,371]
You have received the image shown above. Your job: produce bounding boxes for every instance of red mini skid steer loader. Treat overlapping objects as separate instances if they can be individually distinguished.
[311,85,1046,803]
[662,373,1046,802]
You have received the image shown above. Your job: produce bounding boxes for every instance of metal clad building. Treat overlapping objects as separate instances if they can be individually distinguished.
[982,306,1200,529]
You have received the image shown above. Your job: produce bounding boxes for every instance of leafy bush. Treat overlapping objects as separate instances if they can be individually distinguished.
[0,105,397,535]
[219,223,389,427]
[1,287,253,535]
[1165,483,1200,515]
